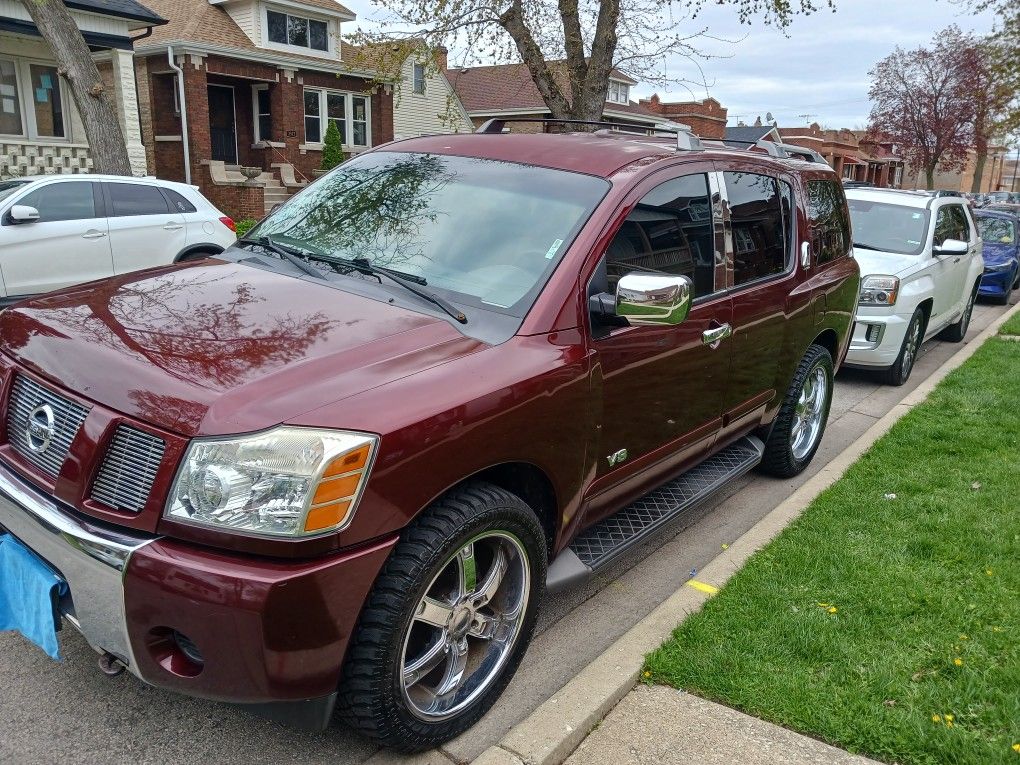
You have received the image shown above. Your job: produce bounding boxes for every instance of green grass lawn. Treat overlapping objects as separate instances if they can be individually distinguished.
[998,312,1020,336]
[645,338,1020,764]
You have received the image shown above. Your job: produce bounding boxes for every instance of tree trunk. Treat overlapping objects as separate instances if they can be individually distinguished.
[925,166,935,189]
[22,0,132,175]
[971,153,988,193]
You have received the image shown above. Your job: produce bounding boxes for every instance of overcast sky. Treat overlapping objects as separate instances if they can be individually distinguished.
[342,0,1000,130]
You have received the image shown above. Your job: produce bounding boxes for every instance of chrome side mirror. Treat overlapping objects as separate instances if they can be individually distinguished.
[616,273,693,326]
[933,238,968,256]
[9,204,39,223]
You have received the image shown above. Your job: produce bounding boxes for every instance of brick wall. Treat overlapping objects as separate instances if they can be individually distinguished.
[639,95,727,139]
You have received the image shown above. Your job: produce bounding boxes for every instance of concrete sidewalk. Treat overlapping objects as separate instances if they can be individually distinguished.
[565,687,881,765]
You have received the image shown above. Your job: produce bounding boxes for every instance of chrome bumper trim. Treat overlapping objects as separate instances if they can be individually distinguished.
[0,461,155,671]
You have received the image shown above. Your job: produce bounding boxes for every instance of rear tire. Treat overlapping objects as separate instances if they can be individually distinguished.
[939,283,978,342]
[759,344,834,478]
[177,249,217,263]
[881,308,924,386]
[337,482,546,751]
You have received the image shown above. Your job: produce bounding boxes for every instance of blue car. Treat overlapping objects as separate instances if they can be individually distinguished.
[976,209,1020,305]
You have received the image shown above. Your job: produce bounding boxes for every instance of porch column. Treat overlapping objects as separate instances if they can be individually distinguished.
[105,48,147,175]
[181,53,211,183]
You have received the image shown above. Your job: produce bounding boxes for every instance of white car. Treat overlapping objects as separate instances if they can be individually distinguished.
[0,174,237,304]
[844,188,984,385]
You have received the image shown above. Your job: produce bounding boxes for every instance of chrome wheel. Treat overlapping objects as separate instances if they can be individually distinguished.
[400,531,530,722]
[791,365,827,460]
[901,315,921,381]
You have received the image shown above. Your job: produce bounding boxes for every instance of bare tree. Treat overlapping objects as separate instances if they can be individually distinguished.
[866,27,978,190]
[22,0,132,174]
[347,0,834,124]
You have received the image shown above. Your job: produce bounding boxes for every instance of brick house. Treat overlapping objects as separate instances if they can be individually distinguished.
[638,95,727,139]
[132,0,396,219]
[447,61,671,133]
[1,0,165,178]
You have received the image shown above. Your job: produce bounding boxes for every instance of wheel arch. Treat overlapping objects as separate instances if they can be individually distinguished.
[916,297,934,335]
[174,243,226,262]
[810,328,839,361]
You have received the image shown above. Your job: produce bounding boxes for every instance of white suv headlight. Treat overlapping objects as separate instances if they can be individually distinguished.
[859,275,899,306]
[165,426,377,537]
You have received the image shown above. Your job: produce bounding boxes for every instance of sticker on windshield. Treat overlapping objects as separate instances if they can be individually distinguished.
[907,240,921,245]
[911,213,922,219]
[545,239,564,259]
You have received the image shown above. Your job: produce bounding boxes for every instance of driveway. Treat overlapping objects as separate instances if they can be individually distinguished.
[0,300,1011,765]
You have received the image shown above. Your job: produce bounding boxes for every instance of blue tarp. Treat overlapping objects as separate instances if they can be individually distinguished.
[0,533,67,660]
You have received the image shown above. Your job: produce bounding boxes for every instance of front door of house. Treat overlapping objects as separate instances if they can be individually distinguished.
[208,85,237,164]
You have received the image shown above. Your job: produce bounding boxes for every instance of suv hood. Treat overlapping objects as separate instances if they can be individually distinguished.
[0,261,484,436]
[852,247,921,278]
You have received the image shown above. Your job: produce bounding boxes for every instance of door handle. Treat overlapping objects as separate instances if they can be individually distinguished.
[163,223,184,231]
[702,323,732,346]
[81,231,107,239]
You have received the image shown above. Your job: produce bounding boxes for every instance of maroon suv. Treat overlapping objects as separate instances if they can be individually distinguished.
[0,123,858,749]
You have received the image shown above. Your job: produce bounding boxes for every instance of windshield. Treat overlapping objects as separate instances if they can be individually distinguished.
[978,216,1016,245]
[0,179,29,204]
[847,198,929,255]
[249,151,610,317]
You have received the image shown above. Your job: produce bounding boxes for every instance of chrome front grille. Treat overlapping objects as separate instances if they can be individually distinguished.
[6,375,90,478]
[90,425,165,513]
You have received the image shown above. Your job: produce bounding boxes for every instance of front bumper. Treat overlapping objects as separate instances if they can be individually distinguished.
[844,309,910,368]
[0,460,396,728]
[978,263,1017,297]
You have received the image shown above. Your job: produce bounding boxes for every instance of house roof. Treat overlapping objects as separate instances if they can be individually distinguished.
[138,0,375,73]
[724,125,777,144]
[66,0,165,24]
[447,61,659,123]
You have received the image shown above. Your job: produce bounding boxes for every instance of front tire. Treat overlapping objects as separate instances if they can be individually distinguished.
[882,308,923,386]
[759,344,834,478]
[337,482,546,751]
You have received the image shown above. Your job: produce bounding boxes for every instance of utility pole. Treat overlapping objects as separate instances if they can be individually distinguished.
[1013,144,1019,193]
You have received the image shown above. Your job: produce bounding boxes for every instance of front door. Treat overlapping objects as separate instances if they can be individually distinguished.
[584,168,731,523]
[208,85,237,164]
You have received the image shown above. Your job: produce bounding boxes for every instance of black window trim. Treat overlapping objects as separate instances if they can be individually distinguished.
[2,178,103,225]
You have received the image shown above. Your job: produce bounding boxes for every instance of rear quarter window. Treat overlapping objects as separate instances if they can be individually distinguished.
[807,179,850,264]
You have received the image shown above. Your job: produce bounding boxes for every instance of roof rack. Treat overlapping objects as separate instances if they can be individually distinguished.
[722,138,827,164]
[474,118,704,152]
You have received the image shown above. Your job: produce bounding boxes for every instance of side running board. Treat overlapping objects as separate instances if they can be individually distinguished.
[546,435,764,593]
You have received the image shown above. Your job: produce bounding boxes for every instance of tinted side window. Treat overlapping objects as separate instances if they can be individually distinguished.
[108,182,169,216]
[725,172,791,286]
[18,182,97,222]
[807,179,850,264]
[162,188,197,213]
[934,205,969,245]
[948,205,971,241]
[606,173,716,298]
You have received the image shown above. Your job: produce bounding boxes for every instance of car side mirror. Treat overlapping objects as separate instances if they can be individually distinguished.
[933,238,968,256]
[615,273,694,326]
[9,205,39,224]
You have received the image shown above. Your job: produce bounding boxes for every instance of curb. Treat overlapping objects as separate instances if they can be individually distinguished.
[466,299,1020,765]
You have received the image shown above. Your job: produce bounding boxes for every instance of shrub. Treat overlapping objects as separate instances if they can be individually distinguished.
[320,120,346,171]
[235,218,257,237]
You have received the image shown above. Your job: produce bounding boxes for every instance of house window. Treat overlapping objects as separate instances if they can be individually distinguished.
[607,80,629,104]
[253,85,271,142]
[0,57,68,140]
[412,63,425,94]
[303,88,370,148]
[266,9,328,52]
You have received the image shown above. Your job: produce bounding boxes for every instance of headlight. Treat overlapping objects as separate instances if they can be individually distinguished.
[859,275,899,306]
[165,427,377,537]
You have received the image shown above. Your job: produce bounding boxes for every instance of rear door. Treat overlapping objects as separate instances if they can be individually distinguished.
[0,180,112,297]
[104,181,187,273]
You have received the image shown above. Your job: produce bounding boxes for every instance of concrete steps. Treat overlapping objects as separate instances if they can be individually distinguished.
[217,163,297,215]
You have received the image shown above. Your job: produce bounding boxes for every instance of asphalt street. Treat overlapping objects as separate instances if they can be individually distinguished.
[0,298,1012,765]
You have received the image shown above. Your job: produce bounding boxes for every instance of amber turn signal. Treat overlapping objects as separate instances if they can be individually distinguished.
[304,500,353,532]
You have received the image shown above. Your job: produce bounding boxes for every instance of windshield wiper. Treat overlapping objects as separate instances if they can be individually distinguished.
[238,235,327,280]
[852,242,882,251]
[302,252,468,325]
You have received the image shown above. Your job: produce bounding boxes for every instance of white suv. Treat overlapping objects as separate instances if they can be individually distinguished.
[0,175,237,304]
[844,188,984,385]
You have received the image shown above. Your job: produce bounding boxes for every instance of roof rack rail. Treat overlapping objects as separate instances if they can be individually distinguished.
[474,118,704,153]
[754,139,827,164]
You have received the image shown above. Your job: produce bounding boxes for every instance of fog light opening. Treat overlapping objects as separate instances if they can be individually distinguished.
[866,324,882,343]
[172,630,205,666]
[146,627,204,678]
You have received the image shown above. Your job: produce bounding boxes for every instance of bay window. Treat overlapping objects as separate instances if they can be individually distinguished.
[0,56,68,140]
[303,88,370,148]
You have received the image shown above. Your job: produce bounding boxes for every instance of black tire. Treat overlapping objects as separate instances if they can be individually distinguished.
[939,282,978,342]
[337,482,546,751]
[881,308,924,386]
[177,249,217,263]
[759,344,834,478]
[992,288,1010,306]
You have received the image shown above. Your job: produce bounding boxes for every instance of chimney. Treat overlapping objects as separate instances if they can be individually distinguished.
[434,45,448,71]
